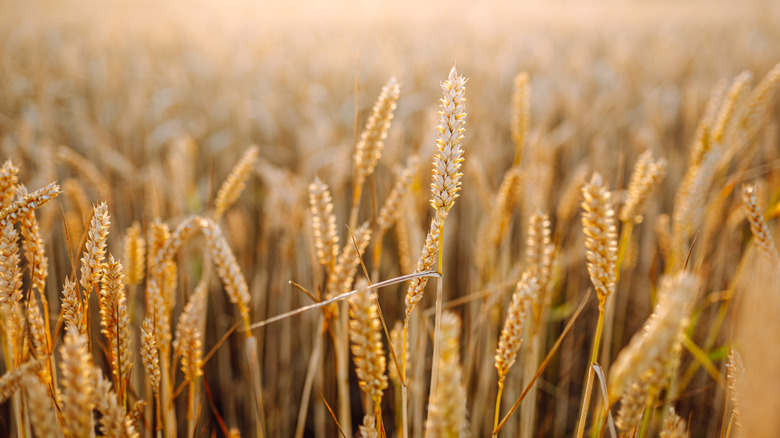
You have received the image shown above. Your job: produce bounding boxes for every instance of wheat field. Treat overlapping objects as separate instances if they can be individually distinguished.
[1,0,780,437]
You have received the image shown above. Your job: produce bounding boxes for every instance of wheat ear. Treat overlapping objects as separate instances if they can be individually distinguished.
[22,373,60,438]
[308,177,340,270]
[353,76,401,189]
[0,159,19,208]
[123,221,146,286]
[424,311,470,438]
[742,183,778,261]
[99,254,134,399]
[214,145,259,220]
[0,359,42,402]
[576,172,618,438]
[60,323,95,438]
[660,407,689,438]
[94,370,126,438]
[511,72,530,166]
[0,181,60,224]
[493,269,540,435]
[349,279,388,433]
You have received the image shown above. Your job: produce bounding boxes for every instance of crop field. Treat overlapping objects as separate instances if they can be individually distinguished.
[1,0,780,436]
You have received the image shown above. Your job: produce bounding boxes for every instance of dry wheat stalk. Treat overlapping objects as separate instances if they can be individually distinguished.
[619,151,667,224]
[608,273,699,402]
[0,160,19,208]
[60,323,95,438]
[123,221,145,286]
[17,185,49,294]
[511,72,530,165]
[22,373,60,438]
[581,173,617,300]
[94,370,127,438]
[348,279,388,404]
[742,183,778,261]
[660,407,689,438]
[424,311,470,438]
[354,76,401,188]
[308,177,340,270]
[99,255,134,395]
[80,202,110,294]
[0,181,60,224]
[0,358,42,402]
[215,145,259,220]
[494,269,540,380]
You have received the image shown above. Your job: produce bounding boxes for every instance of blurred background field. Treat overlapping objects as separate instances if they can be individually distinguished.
[1,0,779,436]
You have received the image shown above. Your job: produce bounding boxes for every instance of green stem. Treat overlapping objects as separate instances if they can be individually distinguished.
[575,298,606,438]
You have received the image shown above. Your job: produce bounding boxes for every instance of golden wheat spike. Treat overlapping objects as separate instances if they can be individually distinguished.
[354,76,401,188]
